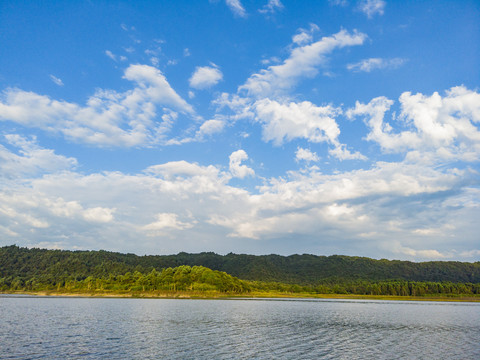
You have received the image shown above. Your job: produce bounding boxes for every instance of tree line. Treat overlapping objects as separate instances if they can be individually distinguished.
[1,264,479,297]
[1,245,479,297]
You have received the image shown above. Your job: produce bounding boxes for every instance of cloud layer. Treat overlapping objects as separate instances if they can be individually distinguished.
[1,16,478,262]
[1,84,479,259]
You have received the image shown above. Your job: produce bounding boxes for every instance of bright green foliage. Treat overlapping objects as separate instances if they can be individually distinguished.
[0,263,251,294]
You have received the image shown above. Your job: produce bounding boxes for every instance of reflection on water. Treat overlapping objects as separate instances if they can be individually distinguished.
[1,296,479,359]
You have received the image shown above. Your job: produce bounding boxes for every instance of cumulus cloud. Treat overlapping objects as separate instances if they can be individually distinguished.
[240,29,367,97]
[196,119,225,137]
[229,150,255,178]
[124,64,194,113]
[207,159,479,250]
[253,99,365,160]
[358,0,386,18]
[295,148,319,163]
[189,64,223,89]
[0,189,116,238]
[0,153,251,252]
[348,86,480,162]
[254,99,341,145]
[347,58,406,72]
[143,213,194,232]
[82,207,115,223]
[0,64,194,147]
[292,32,313,46]
[0,136,478,258]
[225,0,247,17]
[391,242,449,260]
[0,134,77,179]
[328,144,366,160]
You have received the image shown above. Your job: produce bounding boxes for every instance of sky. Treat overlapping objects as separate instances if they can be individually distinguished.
[0,0,479,261]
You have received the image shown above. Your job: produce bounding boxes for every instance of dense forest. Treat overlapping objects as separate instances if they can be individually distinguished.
[1,245,480,297]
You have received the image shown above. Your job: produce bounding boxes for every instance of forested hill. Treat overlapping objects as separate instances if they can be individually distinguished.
[1,245,480,285]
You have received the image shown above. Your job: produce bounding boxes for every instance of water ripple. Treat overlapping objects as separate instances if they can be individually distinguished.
[1,296,479,359]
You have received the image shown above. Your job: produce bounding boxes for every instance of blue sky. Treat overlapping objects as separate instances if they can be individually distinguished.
[1,0,479,261]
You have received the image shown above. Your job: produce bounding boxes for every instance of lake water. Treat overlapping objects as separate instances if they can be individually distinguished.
[1,296,479,359]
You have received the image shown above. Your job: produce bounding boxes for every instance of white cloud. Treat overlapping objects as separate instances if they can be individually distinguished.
[105,50,117,61]
[328,144,366,160]
[219,160,474,243]
[143,213,194,231]
[358,0,386,18]
[0,195,50,229]
[292,24,319,46]
[49,75,64,86]
[189,64,223,89]
[0,64,194,147]
[240,29,367,97]
[0,134,77,179]
[82,207,115,223]
[213,92,255,121]
[460,249,480,258]
[150,57,160,67]
[347,58,406,72]
[295,148,319,162]
[260,56,281,66]
[0,138,478,258]
[259,0,283,14]
[197,119,225,137]
[253,98,365,160]
[229,150,255,178]
[225,0,247,17]
[254,99,341,145]
[348,86,480,162]
[163,118,226,145]
[0,189,116,236]
[292,31,313,46]
[391,242,449,260]
[145,160,222,182]
[123,64,194,113]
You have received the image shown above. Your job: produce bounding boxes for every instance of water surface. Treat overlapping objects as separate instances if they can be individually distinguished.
[1,296,478,359]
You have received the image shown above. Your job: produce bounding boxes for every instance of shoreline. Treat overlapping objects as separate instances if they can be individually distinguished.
[2,290,479,302]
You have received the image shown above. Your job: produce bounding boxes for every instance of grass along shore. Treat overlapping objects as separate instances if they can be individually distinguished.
[2,290,479,302]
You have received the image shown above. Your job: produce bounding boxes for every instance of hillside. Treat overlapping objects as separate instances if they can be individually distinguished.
[1,245,480,285]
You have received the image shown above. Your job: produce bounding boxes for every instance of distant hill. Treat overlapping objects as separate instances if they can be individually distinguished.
[1,245,479,285]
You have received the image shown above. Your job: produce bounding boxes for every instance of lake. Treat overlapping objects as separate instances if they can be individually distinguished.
[1,296,479,359]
